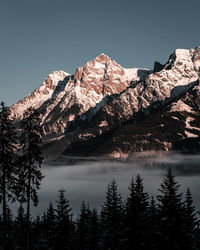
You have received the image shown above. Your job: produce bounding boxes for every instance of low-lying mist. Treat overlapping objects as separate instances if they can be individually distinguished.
[24,151,200,217]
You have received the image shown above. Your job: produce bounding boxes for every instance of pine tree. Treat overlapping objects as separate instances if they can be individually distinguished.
[0,205,14,250]
[32,215,43,250]
[126,175,150,250]
[182,188,198,250]
[88,208,100,250]
[0,102,17,226]
[17,107,44,250]
[5,205,13,228]
[54,189,74,250]
[46,202,56,228]
[157,168,185,250]
[43,202,56,249]
[15,204,26,225]
[75,202,99,250]
[75,201,90,250]
[100,179,125,250]
[195,217,200,250]
[14,204,26,249]
[148,196,160,250]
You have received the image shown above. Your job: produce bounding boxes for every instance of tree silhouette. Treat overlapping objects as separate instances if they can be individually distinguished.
[75,201,100,250]
[157,168,185,250]
[75,201,90,250]
[148,196,160,250]
[87,208,100,250]
[0,102,17,226]
[126,175,150,250]
[17,108,43,249]
[44,202,56,249]
[54,189,74,250]
[182,188,198,250]
[0,165,198,249]
[100,179,125,250]
[14,204,26,249]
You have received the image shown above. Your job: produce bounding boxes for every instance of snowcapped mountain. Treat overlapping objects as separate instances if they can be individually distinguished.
[11,47,200,158]
[11,70,70,120]
[11,53,150,138]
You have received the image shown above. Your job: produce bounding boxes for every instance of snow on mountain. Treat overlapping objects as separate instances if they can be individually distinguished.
[68,48,199,129]
[10,47,200,157]
[11,70,70,120]
[63,47,200,155]
[64,84,200,157]
[124,68,150,82]
[11,53,150,138]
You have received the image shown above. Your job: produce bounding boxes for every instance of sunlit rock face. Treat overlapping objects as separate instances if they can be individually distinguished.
[11,70,70,120]
[11,47,200,157]
[11,53,150,138]
[190,46,200,73]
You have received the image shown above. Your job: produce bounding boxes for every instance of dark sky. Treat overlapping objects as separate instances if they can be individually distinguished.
[0,0,200,105]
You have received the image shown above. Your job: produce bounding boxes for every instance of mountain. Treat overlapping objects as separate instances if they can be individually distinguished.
[11,47,200,159]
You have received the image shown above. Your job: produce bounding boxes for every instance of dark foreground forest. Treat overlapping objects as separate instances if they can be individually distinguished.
[0,103,200,250]
[1,169,200,250]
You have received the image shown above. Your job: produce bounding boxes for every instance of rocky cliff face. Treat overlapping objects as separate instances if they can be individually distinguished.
[64,85,200,157]
[11,47,200,158]
[11,70,70,120]
[11,53,150,139]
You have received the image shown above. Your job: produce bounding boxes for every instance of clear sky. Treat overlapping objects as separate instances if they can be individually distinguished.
[0,0,200,106]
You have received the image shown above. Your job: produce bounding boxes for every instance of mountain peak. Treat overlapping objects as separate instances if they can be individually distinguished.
[44,70,70,90]
[10,46,200,156]
[46,70,70,81]
[175,48,189,57]
[94,53,112,62]
[190,46,200,74]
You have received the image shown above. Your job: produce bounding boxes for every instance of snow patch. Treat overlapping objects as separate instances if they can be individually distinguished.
[170,100,195,113]
[184,131,198,138]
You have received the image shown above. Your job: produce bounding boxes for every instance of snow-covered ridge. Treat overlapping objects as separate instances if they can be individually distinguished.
[10,47,200,151]
[65,47,200,143]
[40,54,151,136]
[11,70,70,120]
[11,53,151,135]
[124,68,150,82]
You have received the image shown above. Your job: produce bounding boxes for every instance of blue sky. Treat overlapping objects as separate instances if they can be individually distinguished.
[0,0,200,106]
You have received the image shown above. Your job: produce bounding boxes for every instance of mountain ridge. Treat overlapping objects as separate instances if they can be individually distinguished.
[10,47,200,158]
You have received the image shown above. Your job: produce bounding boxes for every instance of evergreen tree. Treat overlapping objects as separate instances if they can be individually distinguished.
[31,215,43,250]
[54,189,74,250]
[157,168,185,250]
[0,205,14,250]
[195,217,200,250]
[75,201,90,250]
[100,179,125,250]
[0,102,17,226]
[148,196,160,250]
[15,204,26,225]
[14,204,26,249]
[5,205,13,228]
[182,188,198,250]
[17,108,44,249]
[75,202,99,250]
[43,202,56,249]
[46,202,56,229]
[126,175,150,250]
[87,208,100,250]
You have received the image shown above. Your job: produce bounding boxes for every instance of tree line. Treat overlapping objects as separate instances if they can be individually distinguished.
[0,102,200,250]
[1,170,200,250]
